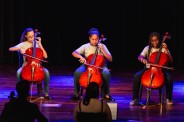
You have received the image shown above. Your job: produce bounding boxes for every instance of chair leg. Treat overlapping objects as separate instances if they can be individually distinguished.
[80,87,83,97]
[37,83,42,96]
[159,88,162,104]
[146,88,151,106]
[100,87,103,98]
[29,82,34,102]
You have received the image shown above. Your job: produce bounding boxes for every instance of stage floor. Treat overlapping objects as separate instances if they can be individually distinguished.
[0,64,184,122]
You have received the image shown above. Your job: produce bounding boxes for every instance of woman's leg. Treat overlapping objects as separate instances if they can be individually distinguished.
[73,64,86,96]
[16,67,22,82]
[101,67,111,96]
[164,70,173,101]
[43,68,50,95]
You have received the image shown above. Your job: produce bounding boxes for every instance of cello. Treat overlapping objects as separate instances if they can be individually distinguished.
[21,29,44,84]
[79,34,107,88]
[141,32,172,89]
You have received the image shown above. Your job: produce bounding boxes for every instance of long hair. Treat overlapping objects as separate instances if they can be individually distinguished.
[20,28,34,42]
[147,32,160,61]
[83,82,99,106]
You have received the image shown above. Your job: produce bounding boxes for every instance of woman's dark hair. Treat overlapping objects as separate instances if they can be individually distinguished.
[88,27,100,37]
[20,27,34,42]
[83,82,99,106]
[148,32,160,46]
[147,32,161,61]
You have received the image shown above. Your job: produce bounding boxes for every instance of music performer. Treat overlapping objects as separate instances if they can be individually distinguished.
[9,27,52,100]
[71,27,114,101]
[130,32,173,105]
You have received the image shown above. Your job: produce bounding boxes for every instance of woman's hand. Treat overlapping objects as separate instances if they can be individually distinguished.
[162,43,171,55]
[36,37,42,46]
[140,58,147,64]
[98,43,104,52]
[79,56,86,64]
[20,48,25,54]
[162,43,168,50]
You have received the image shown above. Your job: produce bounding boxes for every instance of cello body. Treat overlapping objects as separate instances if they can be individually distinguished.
[79,54,106,88]
[21,31,44,84]
[141,52,169,89]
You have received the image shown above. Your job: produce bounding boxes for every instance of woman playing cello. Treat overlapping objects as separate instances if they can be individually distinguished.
[9,27,52,100]
[71,27,114,101]
[130,32,174,106]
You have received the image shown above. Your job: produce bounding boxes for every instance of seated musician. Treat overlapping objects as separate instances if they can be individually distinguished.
[71,27,114,101]
[9,27,52,100]
[130,32,174,105]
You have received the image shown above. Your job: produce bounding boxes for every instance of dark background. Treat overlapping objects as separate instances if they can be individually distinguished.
[0,0,184,71]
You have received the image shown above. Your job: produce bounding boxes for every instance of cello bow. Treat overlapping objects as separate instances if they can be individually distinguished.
[22,53,49,63]
[146,63,174,70]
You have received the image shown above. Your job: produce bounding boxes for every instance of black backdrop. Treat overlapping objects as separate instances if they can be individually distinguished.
[0,0,184,71]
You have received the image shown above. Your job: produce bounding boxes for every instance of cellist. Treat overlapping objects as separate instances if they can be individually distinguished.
[9,27,52,100]
[130,32,173,106]
[71,27,114,101]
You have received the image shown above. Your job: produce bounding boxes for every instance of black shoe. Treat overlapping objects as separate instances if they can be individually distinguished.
[71,95,80,101]
[104,95,115,101]
[44,94,52,100]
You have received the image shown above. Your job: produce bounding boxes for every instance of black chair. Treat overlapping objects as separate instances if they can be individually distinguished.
[139,79,165,111]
